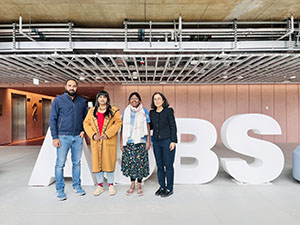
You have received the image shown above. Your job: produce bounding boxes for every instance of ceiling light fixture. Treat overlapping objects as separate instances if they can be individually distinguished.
[132,71,138,79]
[190,60,198,65]
[33,78,39,85]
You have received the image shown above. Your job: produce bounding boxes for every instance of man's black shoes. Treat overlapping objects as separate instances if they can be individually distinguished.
[155,187,165,196]
[161,189,173,197]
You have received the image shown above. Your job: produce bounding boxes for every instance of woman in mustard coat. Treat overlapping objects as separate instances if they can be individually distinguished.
[83,90,122,196]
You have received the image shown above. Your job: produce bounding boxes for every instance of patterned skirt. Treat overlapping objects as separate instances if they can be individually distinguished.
[121,143,149,179]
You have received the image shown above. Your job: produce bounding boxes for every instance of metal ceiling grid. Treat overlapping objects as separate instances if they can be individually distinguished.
[0,17,300,85]
[0,54,299,85]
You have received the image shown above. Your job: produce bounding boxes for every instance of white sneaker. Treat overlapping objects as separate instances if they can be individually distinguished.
[109,185,116,196]
[93,186,104,196]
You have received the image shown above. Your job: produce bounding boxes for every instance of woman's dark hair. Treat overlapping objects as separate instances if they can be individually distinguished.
[128,92,142,101]
[151,92,169,109]
[93,90,113,118]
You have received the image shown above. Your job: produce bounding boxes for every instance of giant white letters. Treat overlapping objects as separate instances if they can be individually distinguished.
[28,128,95,186]
[29,114,284,186]
[175,118,219,184]
[220,114,284,184]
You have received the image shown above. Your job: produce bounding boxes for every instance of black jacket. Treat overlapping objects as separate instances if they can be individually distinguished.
[150,107,177,143]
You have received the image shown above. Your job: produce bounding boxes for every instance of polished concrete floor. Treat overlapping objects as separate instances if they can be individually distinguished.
[1,143,300,225]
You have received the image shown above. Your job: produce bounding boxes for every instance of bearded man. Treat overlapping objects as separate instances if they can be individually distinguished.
[49,79,88,201]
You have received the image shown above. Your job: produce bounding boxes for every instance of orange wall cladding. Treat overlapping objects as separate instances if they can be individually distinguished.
[0,88,54,145]
[0,84,299,145]
[103,84,300,144]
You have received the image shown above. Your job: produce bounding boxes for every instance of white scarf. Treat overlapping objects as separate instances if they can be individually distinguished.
[122,103,148,146]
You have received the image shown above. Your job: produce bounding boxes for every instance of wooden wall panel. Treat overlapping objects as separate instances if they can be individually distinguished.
[187,85,200,142]
[298,84,300,143]
[94,84,299,144]
[274,85,287,143]
[224,85,237,120]
[187,85,200,119]
[175,85,188,142]
[138,86,151,111]
[125,85,138,102]
[200,85,213,123]
[249,85,262,113]
[212,85,225,143]
[237,84,249,113]
[104,83,114,103]
[261,85,275,142]
[163,85,175,109]
[112,84,126,111]
[0,89,11,145]
[287,84,298,142]
[150,85,163,96]
[249,85,262,139]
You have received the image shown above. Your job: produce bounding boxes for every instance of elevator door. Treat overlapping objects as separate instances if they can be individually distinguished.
[42,99,51,136]
[12,95,26,142]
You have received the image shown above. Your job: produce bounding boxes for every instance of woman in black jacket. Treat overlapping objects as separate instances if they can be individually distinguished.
[150,92,177,197]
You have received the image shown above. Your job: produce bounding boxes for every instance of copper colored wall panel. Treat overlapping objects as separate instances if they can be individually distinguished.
[200,85,213,123]
[99,84,300,144]
[261,85,275,143]
[212,85,225,143]
[112,85,126,111]
[224,85,237,120]
[138,86,152,111]
[274,85,287,143]
[163,86,175,109]
[249,85,262,139]
[287,85,298,143]
[237,84,249,114]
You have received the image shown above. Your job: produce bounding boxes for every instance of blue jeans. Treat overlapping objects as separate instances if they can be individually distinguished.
[55,135,83,191]
[153,138,176,191]
[94,172,115,184]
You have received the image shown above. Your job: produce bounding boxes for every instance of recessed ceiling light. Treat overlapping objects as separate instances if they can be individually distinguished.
[237,75,243,79]
[132,71,138,79]
[290,75,296,79]
[33,78,39,85]
[79,76,85,81]
[190,60,198,65]
[222,75,228,79]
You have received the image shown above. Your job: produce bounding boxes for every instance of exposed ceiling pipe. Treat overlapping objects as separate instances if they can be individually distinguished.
[277,15,294,41]
[19,16,36,42]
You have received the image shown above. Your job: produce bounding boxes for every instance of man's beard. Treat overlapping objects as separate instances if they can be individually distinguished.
[66,90,77,96]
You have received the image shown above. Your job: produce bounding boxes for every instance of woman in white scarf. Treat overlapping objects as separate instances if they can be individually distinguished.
[120,92,151,196]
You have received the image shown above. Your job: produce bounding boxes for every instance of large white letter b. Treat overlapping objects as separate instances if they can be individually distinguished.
[175,118,219,184]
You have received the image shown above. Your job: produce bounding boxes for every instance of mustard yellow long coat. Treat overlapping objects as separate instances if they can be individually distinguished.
[83,106,122,172]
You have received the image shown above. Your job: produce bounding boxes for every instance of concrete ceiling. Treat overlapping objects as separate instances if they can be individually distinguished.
[0,0,299,27]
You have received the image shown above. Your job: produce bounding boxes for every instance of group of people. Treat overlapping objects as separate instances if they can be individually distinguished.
[49,79,177,201]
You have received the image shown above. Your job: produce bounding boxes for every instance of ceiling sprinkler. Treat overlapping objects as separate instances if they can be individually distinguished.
[140,59,144,65]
